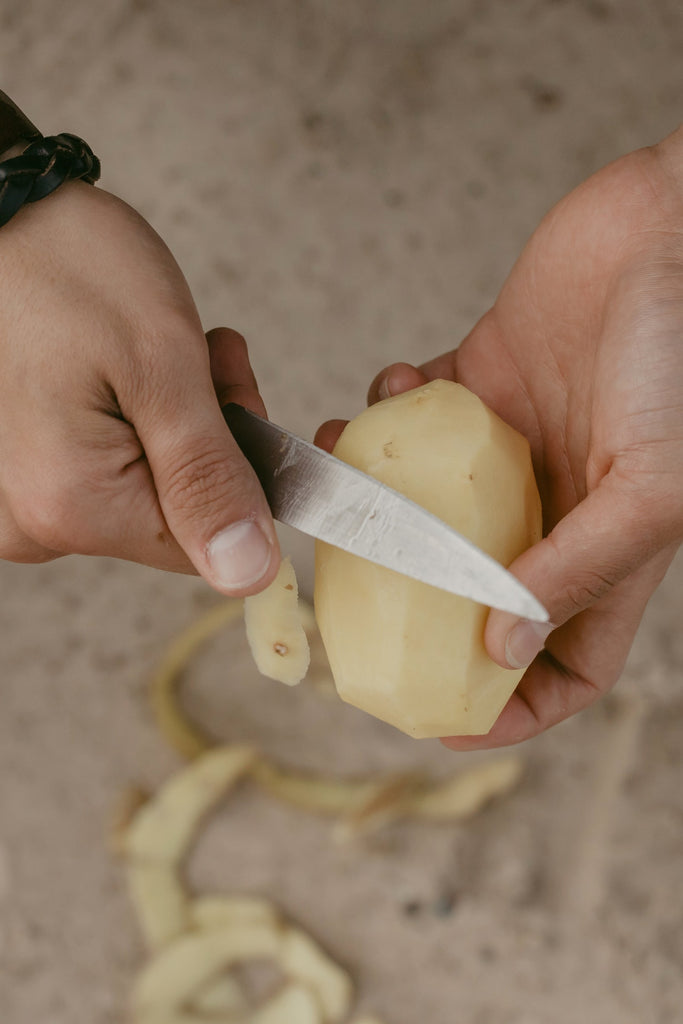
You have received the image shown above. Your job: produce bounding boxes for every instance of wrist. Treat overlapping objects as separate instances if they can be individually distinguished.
[0,90,100,229]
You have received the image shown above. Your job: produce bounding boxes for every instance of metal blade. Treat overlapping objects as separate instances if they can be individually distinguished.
[223,403,548,622]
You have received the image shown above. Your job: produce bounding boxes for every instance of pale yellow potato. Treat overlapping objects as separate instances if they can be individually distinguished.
[314,380,542,738]
[244,556,311,685]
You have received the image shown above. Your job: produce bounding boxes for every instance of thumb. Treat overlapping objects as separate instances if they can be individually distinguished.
[485,470,663,669]
[133,341,280,597]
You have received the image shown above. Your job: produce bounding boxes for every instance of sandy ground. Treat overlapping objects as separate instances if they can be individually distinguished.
[1,2,682,1022]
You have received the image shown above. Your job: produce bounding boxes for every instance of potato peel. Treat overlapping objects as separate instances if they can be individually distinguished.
[109,785,150,857]
[408,756,524,821]
[190,972,249,1016]
[150,595,319,761]
[244,556,311,686]
[333,772,427,841]
[137,984,323,1024]
[250,758,374,816]
[150,600,245,760]
[126,861,190,951]
[249,982,323,1024]
[190,894,282,932]
[123,745,256,865]
[131,922,283,1017]
[280,927,353,1022]
[131,919,351,1024]
[124,594,527,1024]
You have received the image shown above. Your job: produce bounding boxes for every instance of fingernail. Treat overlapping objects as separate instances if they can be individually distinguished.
[207,520,273,590]
[378,376,392,401]
[505,619,554,669]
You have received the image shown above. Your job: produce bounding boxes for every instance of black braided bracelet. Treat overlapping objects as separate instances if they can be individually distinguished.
[0,131,101,228]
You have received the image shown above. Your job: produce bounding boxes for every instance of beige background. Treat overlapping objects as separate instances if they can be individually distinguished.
[1,2,682,1022]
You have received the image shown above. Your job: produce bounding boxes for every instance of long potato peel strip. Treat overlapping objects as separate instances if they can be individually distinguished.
[150,601,245,761]
[122,752,354,1022]
[148,601,523,832]
[249,759,379,816]
[124,594,525,1024]
[190,894,282,932]
[126,861,190,951]
[151,596,321,760]
[124,745,256,865]
[407,756,524,820]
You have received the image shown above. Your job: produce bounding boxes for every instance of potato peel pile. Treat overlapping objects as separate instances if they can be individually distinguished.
[119,748,369,1023]
[115,592,524,1022]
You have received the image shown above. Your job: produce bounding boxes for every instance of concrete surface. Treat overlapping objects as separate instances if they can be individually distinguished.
[1,1,682,1022]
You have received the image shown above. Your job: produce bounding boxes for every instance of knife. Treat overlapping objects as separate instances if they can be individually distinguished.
[222,403,548,622]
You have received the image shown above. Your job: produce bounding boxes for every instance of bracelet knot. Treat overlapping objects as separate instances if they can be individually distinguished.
[0,133,100,228]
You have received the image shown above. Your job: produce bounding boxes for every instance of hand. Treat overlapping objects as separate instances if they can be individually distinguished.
[318,127,683,747]
[0,181,280,594]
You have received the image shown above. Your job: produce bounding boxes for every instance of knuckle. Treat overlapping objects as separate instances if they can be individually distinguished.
[115,313,205,405]
[562,570,620,615]
[162,445,254,524]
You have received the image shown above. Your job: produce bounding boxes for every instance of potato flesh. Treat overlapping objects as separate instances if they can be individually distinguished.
[314,380,542,738]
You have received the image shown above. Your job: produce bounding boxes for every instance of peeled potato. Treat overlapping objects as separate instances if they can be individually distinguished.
[314,380,542,738]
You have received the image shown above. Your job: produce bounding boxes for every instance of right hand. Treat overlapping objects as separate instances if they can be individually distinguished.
[0,180,280,595]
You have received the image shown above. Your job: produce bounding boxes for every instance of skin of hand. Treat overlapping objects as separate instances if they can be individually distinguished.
[317,126,683,748]
[0,180,281,595]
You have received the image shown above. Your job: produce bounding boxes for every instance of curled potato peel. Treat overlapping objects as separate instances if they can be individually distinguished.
[120,573,524,1024]
[121,751,353,1023]
[244,556,311,685]
[147,599,523,833]
[123,745,257,865]
[127,887,351,1022]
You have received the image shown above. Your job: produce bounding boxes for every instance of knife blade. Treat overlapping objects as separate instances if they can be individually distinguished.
[222,403,548,622]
